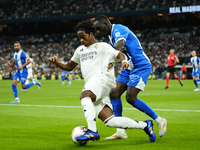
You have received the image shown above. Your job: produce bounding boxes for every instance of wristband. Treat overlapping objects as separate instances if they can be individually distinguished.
[122,60,128,63]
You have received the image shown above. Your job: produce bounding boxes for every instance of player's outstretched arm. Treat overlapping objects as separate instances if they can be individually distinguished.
[48,56,78,71]
[117,52,133,69]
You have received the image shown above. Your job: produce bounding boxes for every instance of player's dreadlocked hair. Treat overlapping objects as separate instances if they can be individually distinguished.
[74,20,96,35]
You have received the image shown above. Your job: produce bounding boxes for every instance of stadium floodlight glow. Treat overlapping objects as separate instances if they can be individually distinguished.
[169,5,200,14]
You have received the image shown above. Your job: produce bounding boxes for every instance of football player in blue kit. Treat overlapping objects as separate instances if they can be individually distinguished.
[60,58,71,86]
[189,50,200,91]
[7,41,41,103]
[94,15,167,139]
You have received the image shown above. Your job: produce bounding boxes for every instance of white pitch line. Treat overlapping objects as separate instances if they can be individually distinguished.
[0,104,200,113]
[0,97,77,101]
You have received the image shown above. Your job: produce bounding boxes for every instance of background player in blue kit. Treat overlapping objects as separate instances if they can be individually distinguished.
[189,50,200,91]
[60,58,71,86]
[7,41,41,103]
[94,15,167,139]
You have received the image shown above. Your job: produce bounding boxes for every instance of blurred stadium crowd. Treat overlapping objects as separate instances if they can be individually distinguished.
[0,0,200,80]
[1,25,199,79]
[0,0,199,19]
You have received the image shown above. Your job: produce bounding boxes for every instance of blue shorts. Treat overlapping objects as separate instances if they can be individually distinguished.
[61,70,67,76]
[116,69,130,85]
[116,65,151,91]
[192,69,200,78]
[13,72,28,85]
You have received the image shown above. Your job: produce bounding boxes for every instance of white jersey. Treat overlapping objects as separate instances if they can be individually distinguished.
[26,58,34,70]
[71,42,120,87]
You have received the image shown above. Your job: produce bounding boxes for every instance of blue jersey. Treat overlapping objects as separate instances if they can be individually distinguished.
[61,61,68,75]
[108,24,151,68]
[190,56,200,72]
[13,49,29,74]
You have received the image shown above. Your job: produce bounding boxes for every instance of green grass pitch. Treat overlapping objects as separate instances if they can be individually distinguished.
[0,79,200,150]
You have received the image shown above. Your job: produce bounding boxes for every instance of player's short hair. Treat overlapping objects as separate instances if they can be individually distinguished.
[14,41,20,44]
[74,20,96,35]
[94,15,110,23]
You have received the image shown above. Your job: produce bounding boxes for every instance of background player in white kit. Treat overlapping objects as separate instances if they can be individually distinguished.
[22,52,40,91]
[48,20,156,143]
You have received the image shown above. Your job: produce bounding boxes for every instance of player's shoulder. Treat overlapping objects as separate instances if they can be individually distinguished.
[113,24,129,33]
[75,45,85,53]
[98,42,110,46]
[98,42,113,49]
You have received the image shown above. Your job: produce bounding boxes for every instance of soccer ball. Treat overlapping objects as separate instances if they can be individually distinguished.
[71,126,88,146]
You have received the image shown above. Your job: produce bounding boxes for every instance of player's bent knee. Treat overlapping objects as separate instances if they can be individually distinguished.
[80,90,96,101]
[126,94,137,105]
[109,89,121,99]
[104,115,115,127]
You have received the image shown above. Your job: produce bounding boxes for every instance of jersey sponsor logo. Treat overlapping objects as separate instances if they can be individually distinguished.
[79,51,97,62]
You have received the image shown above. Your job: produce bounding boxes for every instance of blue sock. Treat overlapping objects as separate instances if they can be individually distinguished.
[65,77,69,82]
[133,98,158,120]
[61,76,64,82]
[12,84,18,98]
[196,79,200,82]
[23,83,34,90]
[194,80,199,89]
[111,98,122,117]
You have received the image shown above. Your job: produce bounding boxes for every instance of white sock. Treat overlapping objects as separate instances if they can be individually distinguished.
[15,97,19,100]
[81,97,97,132]
[25,80,29,85]
[105,116,147,129]
[33,80,36,84]
[117,128,126,133]
[155,116,162,125]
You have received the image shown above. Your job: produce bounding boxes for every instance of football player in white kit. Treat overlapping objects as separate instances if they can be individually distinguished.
[48,20,156,143]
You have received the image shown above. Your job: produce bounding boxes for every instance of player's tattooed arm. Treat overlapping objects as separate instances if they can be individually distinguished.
[48,56,78,71]
[115,39,126,52]
[117,52,133,69]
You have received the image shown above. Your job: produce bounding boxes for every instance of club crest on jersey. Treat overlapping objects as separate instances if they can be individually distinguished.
[115,32,120,37]
[94,44,98,49]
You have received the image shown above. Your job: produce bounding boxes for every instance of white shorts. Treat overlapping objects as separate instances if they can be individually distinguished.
[82,77,113,116]
[82,77,112,100]
[27,69,33,79]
